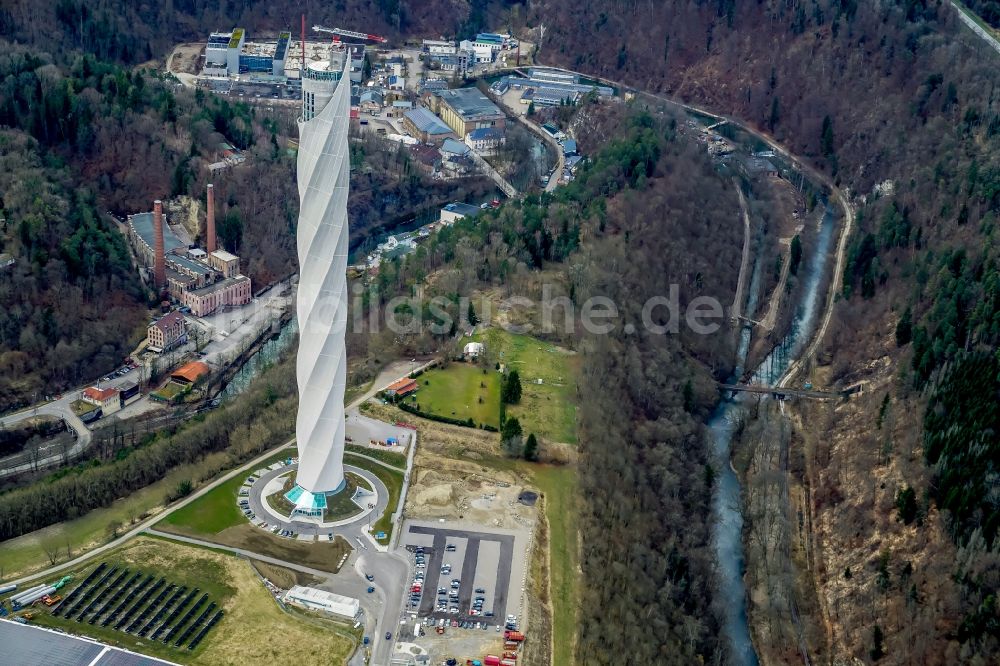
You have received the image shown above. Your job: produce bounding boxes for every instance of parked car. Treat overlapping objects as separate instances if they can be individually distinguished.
[385,632,392,640]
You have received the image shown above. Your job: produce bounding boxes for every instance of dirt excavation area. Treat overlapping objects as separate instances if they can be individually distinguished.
[363,400,543,529]
[167,43,203,74]
[408,463,537,529]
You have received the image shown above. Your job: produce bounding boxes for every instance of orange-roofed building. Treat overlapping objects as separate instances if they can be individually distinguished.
[83,386,121,415]
[171,361,210,385]
[385,377,419,397]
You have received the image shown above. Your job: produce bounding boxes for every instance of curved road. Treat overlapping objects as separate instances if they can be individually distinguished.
[7,360,429,664]
[532,64,855,385]
[0,396,92,478]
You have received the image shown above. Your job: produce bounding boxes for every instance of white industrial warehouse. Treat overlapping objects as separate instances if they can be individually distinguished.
[282,586,360,618]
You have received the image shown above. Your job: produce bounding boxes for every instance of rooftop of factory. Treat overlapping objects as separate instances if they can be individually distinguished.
[436,87,504,120]
[167,252,215,277]
[187,274,250,297]
[475,33,505,44]
[404,107,454,135]
[211,249,238,262]
[129,212,185,254]
[208,32,232,46]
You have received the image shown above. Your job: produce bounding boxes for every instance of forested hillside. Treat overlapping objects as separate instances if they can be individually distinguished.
[530,0,1000,661]
[0,47,295,407]
[0,0,521,63]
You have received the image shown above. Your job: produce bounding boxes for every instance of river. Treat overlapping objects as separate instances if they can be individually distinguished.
[217,319,298,402]
[708,202,837,664]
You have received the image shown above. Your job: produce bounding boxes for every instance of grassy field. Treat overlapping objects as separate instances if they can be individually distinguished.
[156,447,352,573]
[529,464,579,665]
[152,381,186,402]
[0,449,243,583]
[474,329,579,444]
[344,443,406,469]
[344,453,403,546]
[407,363,501,428]
[69,399,98,416]
[25,536,356,665]
[324,473,365,521]
[160,447,296,536]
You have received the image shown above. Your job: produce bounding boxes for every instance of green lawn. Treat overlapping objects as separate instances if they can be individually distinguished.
[324,473,365,521]
[529,464,579,664]
[69,399,98,417]
[160,447,296,535]
[0,452,242,583]
[344,453,403,546]
[344,443,406,469]
[152,381,186,402]
[473,329,579,444]
[408,364,501,428]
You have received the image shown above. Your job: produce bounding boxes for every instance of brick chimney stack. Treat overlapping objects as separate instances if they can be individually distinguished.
[153,199,165,290]
[206,183,216,253]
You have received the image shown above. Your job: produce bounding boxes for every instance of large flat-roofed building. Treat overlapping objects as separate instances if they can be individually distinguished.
[459,39,494,64]
[227,28,245,72]
[527,67,578,86]
[273,31,290,75]
[283,586,359,618]
[440,201,483,225]
[423,39,456,55]
[182,274,252,317]
[127,211,185,266]
[147,311,187,353]
[128,197,251,316]
[402,107,455,143]
[204,31,233,76]
[433,87,505,139]
[120,380,140,407]
[474,32,505,56]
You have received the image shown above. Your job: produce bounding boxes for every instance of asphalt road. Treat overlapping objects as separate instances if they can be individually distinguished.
[0,400,91,478]
[244,463,387,537]
[8,359,429,665]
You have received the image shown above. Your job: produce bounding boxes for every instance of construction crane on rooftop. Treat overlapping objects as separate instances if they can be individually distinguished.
[312,25,388,43]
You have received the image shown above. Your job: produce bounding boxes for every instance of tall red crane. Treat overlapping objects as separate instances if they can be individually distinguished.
[312,25,388,43]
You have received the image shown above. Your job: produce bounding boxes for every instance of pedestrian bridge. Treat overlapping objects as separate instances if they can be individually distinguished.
[719,382,864,401]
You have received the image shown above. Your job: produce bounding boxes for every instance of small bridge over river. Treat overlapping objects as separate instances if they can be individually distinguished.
[720,382,865,401]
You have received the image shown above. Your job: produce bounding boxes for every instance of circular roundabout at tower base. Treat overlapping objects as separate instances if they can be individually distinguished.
[241,462,389,541]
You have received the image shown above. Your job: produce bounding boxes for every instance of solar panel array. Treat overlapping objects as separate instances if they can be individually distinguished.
[54,562,223,651]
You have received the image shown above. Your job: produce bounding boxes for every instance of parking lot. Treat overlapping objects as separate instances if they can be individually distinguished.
[398,520,529,633]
